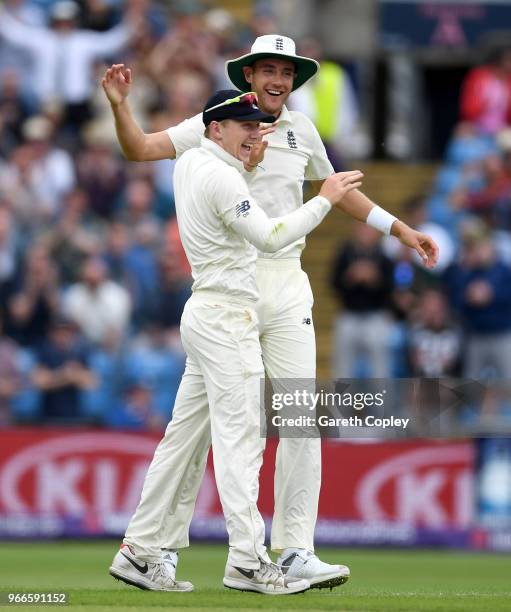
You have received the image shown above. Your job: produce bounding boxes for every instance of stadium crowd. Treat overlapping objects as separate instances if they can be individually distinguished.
[0,0,251,426]
[1,0,511,429]
[330,45,511,425]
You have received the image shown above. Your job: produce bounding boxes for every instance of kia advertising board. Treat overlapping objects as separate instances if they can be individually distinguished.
[0,429,475,547]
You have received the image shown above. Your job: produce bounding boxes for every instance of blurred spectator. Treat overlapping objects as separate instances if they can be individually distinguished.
[452,130,511,233]
[0,116,76,235]
[148,4,214,92]
[153,71,213,132]
[116,177,161,241]
[44,187,107,285]
[124,322,185,419]
[6,243,60,348]
[0,70,33,158]
[408,289,462,377]
[63,256,131,346]
[105,380,164,431]
[202,8,240,89]
[31,316,96,423]
[445,122,497,168]
[102,220,131,284]
[290,38,365,167]
[444,220,511,379]
[83,332,126,423]
[152,240,191,334]
[0,206,22,318]
[75,121,125,218]
[0,313,23,425]
[0,0,137,128]
[21,115,75,223]
[124,221,160,328]
[330,223,394,378]
[460,46,511,136]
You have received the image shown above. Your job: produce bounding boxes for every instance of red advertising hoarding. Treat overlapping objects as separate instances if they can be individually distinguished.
[0,429,474,546]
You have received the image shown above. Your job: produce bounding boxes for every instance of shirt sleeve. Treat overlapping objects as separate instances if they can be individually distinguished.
[303,115,334,181]
[0,8,49,51]
[213,169,331,253]
[166,113,205,157]
[82,23,132,57]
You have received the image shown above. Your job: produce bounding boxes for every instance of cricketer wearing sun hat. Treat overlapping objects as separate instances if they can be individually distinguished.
[110,88,363,593]
[225,34,319,92]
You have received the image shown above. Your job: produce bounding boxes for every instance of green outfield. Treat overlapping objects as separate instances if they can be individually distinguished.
[0,541,510,611]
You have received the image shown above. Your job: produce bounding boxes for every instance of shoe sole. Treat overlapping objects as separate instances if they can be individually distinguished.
[223,577,309,595]
[310,573,350,590]
[109,567,194,592]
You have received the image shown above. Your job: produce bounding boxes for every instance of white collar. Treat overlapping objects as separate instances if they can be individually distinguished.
[275,104,292,124]
[201,137,245,173]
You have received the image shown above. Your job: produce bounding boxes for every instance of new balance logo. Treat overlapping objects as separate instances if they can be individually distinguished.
[236,200,251,217]
[302,317,311,325]
[287,130,297,149]
[275,37,284,51]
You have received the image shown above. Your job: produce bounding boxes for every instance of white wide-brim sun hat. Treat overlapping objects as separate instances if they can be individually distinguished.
[226,35,319,92]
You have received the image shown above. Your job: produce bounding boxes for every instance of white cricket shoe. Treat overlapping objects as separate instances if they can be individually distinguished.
[277,549,350,590]
[109,544,194,592]
[223,559,310,595]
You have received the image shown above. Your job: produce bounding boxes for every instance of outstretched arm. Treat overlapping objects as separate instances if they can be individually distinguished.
[310,181,439,268]
[222,171,363,253]
[102,64,175,161]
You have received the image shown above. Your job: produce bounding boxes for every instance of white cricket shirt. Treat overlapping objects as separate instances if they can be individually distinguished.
[167,105,334,260]
[173,137,331,302]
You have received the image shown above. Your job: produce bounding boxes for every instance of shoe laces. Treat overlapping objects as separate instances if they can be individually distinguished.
[150,561,177,587]
[258,560,285,586]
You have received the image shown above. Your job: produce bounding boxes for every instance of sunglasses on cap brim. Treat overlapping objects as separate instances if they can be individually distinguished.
[204,91,258,113]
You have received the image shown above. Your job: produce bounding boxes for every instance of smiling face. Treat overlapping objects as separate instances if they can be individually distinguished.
[242,58,296,116]
[208,119,261,163]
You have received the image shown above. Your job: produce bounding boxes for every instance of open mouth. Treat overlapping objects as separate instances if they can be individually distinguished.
[266,89,283,97]
[241,144,252,153]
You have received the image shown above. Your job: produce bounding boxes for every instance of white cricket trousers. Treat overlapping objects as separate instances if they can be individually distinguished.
[124,259,321,557]
[124,290,269,568]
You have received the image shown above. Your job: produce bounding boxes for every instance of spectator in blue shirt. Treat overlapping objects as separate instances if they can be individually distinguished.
[444,219,511,378]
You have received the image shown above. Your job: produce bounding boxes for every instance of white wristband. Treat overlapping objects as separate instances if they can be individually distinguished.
[366,205,397,235]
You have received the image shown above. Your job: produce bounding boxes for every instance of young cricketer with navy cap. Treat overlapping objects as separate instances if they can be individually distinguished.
[108,88,364,594]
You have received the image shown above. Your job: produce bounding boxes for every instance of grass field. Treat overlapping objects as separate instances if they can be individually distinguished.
[0,541,510,611]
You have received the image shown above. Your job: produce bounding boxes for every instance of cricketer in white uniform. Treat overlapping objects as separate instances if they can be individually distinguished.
[102,35,438,591]
[109,89,364,594]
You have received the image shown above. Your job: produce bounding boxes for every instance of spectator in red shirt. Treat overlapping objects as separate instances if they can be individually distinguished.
[460,47,511,136]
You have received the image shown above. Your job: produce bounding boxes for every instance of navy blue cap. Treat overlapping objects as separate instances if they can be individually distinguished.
[203,89,276,126]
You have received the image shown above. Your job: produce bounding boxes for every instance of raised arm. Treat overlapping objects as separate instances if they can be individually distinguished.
[0,6,48,51]
[102,64,176,161]
[222,171,363,253]
[84,23,132,58]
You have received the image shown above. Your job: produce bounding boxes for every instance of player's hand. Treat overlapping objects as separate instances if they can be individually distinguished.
[319,171,364,206]
[393,223,439,269]
[244,124,275,171]
[102,64,132,106]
